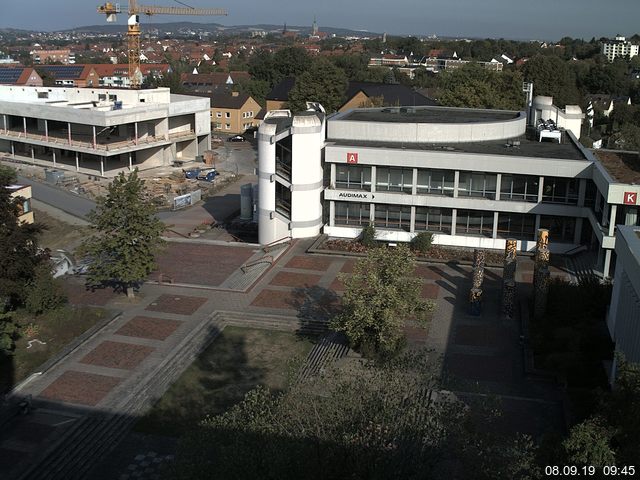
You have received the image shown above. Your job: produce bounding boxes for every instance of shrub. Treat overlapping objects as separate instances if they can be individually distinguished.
[24,261,67,315]
[359,223,377,248]
[411,232,434,254]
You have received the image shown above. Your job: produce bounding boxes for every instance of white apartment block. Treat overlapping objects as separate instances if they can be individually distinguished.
[602,35,639,62]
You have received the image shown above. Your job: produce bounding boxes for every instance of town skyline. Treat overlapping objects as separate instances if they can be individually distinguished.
[2,0,640,41]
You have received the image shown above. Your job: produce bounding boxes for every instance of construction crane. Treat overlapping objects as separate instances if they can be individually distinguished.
[97,1,227,88]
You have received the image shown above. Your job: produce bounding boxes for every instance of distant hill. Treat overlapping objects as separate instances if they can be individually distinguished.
[57,21,381,38]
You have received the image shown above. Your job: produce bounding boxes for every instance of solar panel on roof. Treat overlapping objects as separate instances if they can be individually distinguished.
[39,65,84,79]
[0,68,24,84]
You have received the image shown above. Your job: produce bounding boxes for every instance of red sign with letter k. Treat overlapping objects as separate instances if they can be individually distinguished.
[624,191,637,205]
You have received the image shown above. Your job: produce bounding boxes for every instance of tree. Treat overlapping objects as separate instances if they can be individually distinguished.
[439,64,524,110]
[287,58,348,113]
[359,223,376,247]
[563,416,616,467]
[171,353,539,480]
[331,244,435,359]
[80,170,164,297]
[521,55,580,107]
[0,166,45,308]
[411,232,434,254]
[24,261,67,315]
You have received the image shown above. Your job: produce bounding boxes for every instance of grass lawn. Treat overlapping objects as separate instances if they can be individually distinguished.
[1,305,108,392]
[34,209,88,252]
[135,326,313,438]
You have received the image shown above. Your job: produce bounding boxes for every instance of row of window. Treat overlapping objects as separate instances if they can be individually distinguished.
[333,201,577,242]
[213,123,231,130]
[334,165,580,204]
[214,111,255,118]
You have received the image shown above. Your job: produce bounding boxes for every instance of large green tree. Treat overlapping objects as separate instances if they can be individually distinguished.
[287,58,348,113]
[170,353,538,480]
[331,244,434,359]
[521,55,580,107]
[80,170,164,297]
[439,64,525,110]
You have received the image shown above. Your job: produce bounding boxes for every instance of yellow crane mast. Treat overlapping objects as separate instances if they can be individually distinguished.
[97,1,227,88]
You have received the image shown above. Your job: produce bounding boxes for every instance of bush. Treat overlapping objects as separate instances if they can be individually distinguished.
[24,261,67,315]
[359,223,377,248]
[411,232,434,254]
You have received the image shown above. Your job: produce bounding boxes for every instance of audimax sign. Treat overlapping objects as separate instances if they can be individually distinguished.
[338,192,375,199]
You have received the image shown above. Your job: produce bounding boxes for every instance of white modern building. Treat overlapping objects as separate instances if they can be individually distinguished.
[601,35,639,62]
[607,225,640,378]
[0,86,211,176]
[258,99,640,278]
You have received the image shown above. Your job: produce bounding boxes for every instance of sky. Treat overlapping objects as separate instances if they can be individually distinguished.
[2,0,640,41]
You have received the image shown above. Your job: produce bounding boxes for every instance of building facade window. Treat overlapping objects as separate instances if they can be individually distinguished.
[376,167,413,193]
[225,124,230,130]
[540,215,576,242]
[225,112,230,118]
[374,204,411,231]
[496,212,535,240]
[542,177,579,205]
[335,165,372,190]
[216,112,222,118]
[334,201,370,226]
[456,209,494,237]
[500,174,539,202]
[458,172,497,199]
[275,182,291,218]
[415,206,452,234]
[416,169,454,196]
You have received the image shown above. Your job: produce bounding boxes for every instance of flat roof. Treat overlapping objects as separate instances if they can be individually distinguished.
[592,150,640,184]
[339,107,520,124]
[329,132,587,161]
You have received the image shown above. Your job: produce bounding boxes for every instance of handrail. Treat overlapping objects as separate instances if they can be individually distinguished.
[262,236,291,253]
[241,255,273,273]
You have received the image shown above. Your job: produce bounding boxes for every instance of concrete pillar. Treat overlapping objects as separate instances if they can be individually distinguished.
[329,201,335,227]
[93,125,97,149]
[412,168,418,195]
[453,170,460,198]
[100,157,104,177]
[44,119,49,142]
[52,149,56,167]
[603,249,612,279]
[129,152,133,171]
[534,214,541,232]
[578,178,587,207]
[134,122,139,145]
[626,207,638,226]
[410,206,416,233]
[574,217,583,244]
[492,211,499,239]
[330,163,336,187]
[370,166,376,193]
[451,209,457,235]
[369,203,375,223]
[23,117,27,136]
[609,205,617,236]
[68,122,72,144]
[75,152,79,171]
[11,141,14,157]
[31,146,34,163]
[2,114,6,132]
[495,173,501,200]
[537,176,544,203]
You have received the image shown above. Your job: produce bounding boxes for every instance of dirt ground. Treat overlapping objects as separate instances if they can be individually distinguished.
[35,209,88,252]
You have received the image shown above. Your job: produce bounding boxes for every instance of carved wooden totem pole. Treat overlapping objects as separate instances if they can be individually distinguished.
[470,249,485,315]
[501,238,518,319]
[533,228,550,320]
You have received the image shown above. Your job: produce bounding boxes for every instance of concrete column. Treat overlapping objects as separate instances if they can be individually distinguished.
[129,152,133,171]
[535,214,541,232]
[410,206,416,233]
[537,176,544,203]
[23,117,27,136]
[626,207,638,226]
[609,204,617,236]
[31,146,34,163]
[369,203,375,223]
[495,173,502,201]
[134,122,139,145]
[93,125,97,149]
[451,209,457,235]
[52,149,56,167]
[75,152,79,171]
[329,201,335,227]
[330,163,336,188]
[3,114,6,132]
[412,168,417,195]
[574,218,583,244]
[603,249,612,279]
[492,211,499,239]
[100,157,104,177]
[44,119,49,142]
[453,170,460,198]
[370,166,376,193]
[578,178,587,207]
[11,142,14,157]
[68,122,72,144]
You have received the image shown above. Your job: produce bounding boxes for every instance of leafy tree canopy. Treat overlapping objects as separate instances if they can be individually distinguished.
[287,57,348,113]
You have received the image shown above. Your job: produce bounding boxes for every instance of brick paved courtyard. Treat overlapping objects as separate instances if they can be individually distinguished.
[80,341,155,370]
[116,316,183,341]
[145,294,208,316]
[40,371,122,406]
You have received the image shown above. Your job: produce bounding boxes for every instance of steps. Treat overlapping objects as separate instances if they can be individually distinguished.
[296,331,349,382]
[216,310,329,336]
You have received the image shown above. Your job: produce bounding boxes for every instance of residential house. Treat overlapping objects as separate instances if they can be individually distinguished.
[0,68,43,87]
[339,82,437,111]
[209,91,261,134]
[37,65,100,88]
[7,184,34,224]
[31,49,75,65]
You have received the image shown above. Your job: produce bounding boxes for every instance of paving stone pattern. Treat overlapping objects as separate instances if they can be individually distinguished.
[80,341,155,370]
[145,294,208,316]
[115,316,182,341]
[40,371,123,406]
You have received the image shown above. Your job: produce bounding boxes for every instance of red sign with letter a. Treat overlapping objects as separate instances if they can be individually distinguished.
[623,192,637,205]
[347,152,358,164]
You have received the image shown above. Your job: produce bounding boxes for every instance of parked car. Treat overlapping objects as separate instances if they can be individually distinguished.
[183,168,201,179]
[196,168,218,182]
[228,135,246,142]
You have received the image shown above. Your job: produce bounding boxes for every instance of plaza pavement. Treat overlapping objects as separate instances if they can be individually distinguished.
[0,238,572,479]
